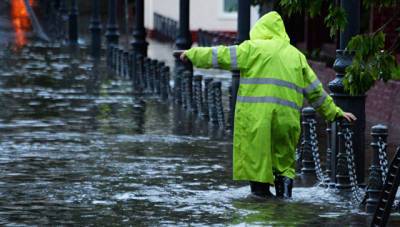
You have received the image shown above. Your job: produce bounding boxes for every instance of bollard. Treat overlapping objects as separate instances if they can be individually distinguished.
[301,107,316,174]
[115,48,121,75]
[213,81,225,129]
[181,71,190,109]
[366,124,388,213]
[113,46,118,72]
[176,66,184,105]
[114,47,120,74]
[208,81,218,124]
[106,45,112,68]
[335,120,352,189]
[156,62,165,95]
[150,60,158,93]
[326,123,333,185]
[160,66,170,100]
[226,85,234,130]
[129,52,135,80]
[193,75,203,114]
[123,51,129,78]
[183,71,193,110]
[203,78,213,119]
[108,45,113,70]
[144,58,152,90]
[136,55,144,90]
[119,48,124,76]
[108,45,112,69]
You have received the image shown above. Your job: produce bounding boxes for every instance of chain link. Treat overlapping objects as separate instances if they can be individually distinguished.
[308,119,328,182]
[377,137,388,183]
[343,127,365,203]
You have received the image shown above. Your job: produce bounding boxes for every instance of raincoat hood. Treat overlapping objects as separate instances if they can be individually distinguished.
[249,11,290,42]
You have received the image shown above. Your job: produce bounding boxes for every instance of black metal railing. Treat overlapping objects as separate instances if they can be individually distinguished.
[153,13,178,42]
[197,29,236,46]
[107,45,171,100]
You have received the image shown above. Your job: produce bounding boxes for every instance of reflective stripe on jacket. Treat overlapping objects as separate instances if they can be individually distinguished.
[185,11,343,184]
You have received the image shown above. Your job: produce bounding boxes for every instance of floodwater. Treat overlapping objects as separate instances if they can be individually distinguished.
[1,43,400,226]
[0,2,400,222]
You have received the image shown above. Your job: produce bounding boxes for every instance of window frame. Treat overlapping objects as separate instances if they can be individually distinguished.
[218,0,238,20]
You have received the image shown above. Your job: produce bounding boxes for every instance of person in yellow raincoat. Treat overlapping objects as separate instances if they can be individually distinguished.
[180,11,356,198]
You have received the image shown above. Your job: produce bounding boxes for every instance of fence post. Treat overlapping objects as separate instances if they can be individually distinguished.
[203,78,213,119]
[161,66,170,100]
[134,55,144,91]
[193,75,203,114]
[335,120,352,189]
[208,81,218,124]
[366,124,388,213]
[326,123,334,186]
[301,107,316,174]
[182,71,193,109]
[123,51,129,78]
[213,81,225,129]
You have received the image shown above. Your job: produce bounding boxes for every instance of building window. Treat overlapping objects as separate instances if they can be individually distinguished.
[223,0,238,13]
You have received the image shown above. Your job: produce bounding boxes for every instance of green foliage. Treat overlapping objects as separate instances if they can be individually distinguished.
[279,0,304,16]
[278,1,346,37]
[274,0,400,95]
[324,5,347,37]
[392,66,400,80]
[344,26,400,95]
[344,32,397,95]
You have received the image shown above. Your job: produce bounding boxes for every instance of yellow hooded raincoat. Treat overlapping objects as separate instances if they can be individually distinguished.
[185,11,344,184]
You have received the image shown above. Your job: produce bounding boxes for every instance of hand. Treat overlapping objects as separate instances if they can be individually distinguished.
[343,112,357,122]
[180,51,188,62]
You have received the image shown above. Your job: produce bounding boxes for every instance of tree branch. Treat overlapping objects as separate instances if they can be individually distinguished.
[373,9,400,35]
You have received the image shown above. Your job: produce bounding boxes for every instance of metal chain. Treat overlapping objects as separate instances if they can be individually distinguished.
[377,137,389,183]
[308,119,328,182]
[343,127,365,203]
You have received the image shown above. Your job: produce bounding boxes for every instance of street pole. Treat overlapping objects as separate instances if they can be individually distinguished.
[329,0,364,185]
[131,0,148,56]
[230,0,250,129]
[90,0,101,58]
[173,0,192,104]
[106,0,120,46]
[68,0,78,45]
[175,0,192,51]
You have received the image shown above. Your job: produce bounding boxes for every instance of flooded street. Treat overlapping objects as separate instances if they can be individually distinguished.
[0,1,399,224]
[1,43,398,226]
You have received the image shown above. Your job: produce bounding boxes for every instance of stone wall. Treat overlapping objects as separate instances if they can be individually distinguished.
[309,60,400,145]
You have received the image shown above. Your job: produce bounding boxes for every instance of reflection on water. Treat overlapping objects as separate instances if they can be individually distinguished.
[0,43,400,226]
[10,0,35,49]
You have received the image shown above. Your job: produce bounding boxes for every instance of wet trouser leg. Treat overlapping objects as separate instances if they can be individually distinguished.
[249,181,273,197]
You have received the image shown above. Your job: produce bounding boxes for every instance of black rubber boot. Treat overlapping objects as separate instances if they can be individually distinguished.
[274,175,285,198]
[284,177,293,198]
[249,181,274,199]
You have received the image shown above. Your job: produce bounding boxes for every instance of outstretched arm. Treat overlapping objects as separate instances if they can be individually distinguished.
[181,42,250,71]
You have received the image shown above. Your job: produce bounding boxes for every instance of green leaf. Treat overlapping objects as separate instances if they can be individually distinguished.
[324,4,347,38]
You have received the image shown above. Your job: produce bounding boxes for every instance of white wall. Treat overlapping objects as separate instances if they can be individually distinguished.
[145,0,259,32]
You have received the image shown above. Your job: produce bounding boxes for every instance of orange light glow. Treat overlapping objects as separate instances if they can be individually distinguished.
[11,0,35,48]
